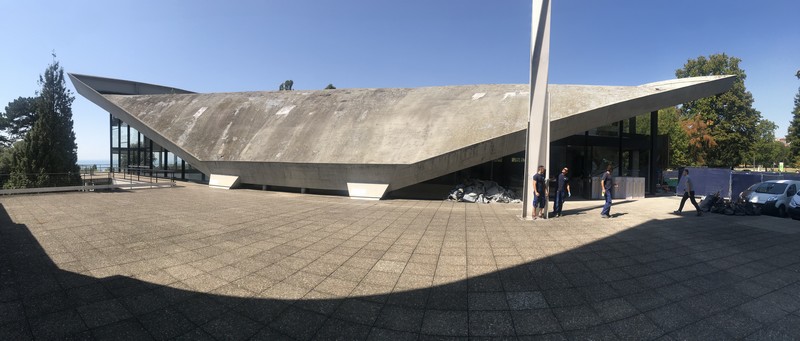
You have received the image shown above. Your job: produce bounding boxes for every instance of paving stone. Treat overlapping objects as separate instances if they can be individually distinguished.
[76,298,132,328]
[29,309,87,340]
[421,310,468,336]
[468,310,515,336]
[624,290,670,312]
[645,302,697,332]
[705,308,763,339]
[366,327,418,341]
[669,321,730,340]
[374,304,424,332]
[333,298,383,325]
[608,314,664,340]
[0,320,32,340]
[738,297,792,324]
[427,291,468,310]
[552,305,602,331]
[91,318,154,341]
[269,305,328,340]
[592,297,638,323]
[312,318,372,340]
[201,312,262,340]
[510,309,562,335]
[138,307,196,340]
[468,292,508,311]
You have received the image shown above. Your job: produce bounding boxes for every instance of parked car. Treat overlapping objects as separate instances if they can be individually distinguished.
[740,180,800,218]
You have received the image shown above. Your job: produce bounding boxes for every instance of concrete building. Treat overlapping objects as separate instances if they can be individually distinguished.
[70,73,734,199]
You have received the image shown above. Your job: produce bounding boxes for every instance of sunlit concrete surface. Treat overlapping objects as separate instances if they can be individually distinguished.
[69,73,734,196]
[2,184,800,339]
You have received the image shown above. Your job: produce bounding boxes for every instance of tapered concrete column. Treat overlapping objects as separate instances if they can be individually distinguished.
[522,0,551,220]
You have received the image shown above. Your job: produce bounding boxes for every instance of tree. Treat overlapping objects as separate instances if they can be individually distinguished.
[324,83,336,90]
[676,54,762,168]
[787,70,800,162]
[6,58,80,188]
[682,114,717,166]
[750,119,778,169]
[0,96,37,147]
[635,106,690,168]
[279,80,294,91]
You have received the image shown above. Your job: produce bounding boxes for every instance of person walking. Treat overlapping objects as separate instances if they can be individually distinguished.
[674,169,702,216]
[600,165,613,218]
[553,167,571,217]
[533,165,547,219]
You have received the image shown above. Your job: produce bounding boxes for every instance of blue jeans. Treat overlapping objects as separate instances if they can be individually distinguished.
[554,190,566,214]
[601,190,612,216]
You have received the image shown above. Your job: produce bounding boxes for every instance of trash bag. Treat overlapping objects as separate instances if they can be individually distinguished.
[699,193,718,212]
[446,179,521,203]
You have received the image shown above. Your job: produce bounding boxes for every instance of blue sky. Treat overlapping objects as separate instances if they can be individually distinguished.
[1,0,798,161]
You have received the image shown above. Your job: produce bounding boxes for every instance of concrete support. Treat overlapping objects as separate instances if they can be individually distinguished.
[648,110,658,194]
[522,0,551,220]
[347,183,389,200]
[618,121,623,176]
[209,174,240,189]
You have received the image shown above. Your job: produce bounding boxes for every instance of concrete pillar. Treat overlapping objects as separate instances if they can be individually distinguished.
[648,111,658,194]
[522,0,551,220]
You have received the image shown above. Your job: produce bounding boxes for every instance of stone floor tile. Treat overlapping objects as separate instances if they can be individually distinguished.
[374,304,424,332]
[552,305,602,331]
[200,312,262,340]
[468,310,515,336]
[420,310,468,336]
[592,297,638,323]
[705,308,764,339]
[91,318,154,341]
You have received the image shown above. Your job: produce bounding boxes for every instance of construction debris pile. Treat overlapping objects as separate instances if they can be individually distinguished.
[447,179,521,204]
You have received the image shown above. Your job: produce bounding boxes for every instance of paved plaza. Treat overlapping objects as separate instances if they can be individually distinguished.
[2,184,800,340]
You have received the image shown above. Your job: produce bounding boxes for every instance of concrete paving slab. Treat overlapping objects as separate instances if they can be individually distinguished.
[1,184,800,339]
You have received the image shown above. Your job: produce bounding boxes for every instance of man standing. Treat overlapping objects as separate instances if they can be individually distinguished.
[601,165,613,218]
[533,165,547,219]
[553,167,571,217]
[675,169,702,216]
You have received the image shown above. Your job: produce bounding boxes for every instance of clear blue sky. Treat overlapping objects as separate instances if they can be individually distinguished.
[1,0,798,161]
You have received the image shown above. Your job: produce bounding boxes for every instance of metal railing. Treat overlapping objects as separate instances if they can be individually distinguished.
[0,166,176,195]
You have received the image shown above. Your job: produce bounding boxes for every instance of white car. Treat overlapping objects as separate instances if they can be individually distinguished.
[740,180,800,218]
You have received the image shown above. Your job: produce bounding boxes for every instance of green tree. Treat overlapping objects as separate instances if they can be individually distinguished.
[279,80,294,91]
[787,70,800,162]
[750,119,777,169]
[6,58,80,188]
[634,107,690,168]
[0,96,37,146]
[324,83,336,90]
[676,54,762,168]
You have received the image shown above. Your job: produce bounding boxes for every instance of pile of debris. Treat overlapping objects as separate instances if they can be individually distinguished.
[699,192,761,216]
[447,179,521,204]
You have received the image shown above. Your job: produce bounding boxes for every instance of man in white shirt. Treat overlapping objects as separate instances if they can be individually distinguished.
[674,169,702,216]
[789,191,800,220]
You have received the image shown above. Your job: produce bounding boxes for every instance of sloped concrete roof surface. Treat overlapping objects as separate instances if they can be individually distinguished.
[70,73,734,193]
[104,84,530,164]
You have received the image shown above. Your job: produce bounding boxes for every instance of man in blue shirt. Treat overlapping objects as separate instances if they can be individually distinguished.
[533,165,547,219]
[601,165,613,218]
[553,167,571,217]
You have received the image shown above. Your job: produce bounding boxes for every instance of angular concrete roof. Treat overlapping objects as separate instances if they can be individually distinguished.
[70,74,734,193]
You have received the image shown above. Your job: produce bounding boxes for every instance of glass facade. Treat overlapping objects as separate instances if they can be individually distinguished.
[395,111,667,199]
[109,114,206,182]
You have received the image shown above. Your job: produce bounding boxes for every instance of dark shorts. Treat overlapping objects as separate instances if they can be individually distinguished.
[533,195,546,208]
